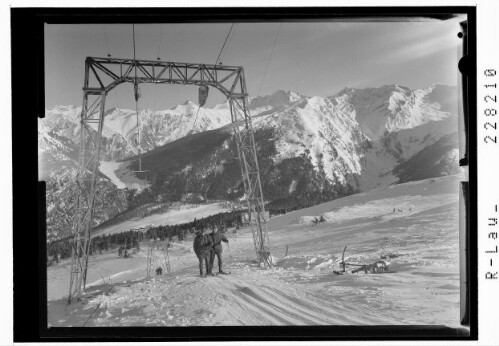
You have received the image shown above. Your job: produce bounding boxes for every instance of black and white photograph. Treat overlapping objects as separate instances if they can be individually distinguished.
[37,14,473,330]
[38,13,472,331]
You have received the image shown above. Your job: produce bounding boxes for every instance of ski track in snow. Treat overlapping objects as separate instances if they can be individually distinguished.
[47,175,464,327]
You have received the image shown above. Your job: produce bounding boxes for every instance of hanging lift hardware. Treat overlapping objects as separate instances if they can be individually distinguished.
[131,25,149,176]
[131,77,148,175]
[133,79,141,103]
[198,84,209,107]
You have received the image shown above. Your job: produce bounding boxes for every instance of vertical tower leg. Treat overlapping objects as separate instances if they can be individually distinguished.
[229,95,272,268]
[68,89,107,303]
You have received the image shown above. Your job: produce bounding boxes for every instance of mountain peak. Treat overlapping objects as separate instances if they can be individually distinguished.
[171,100,199,111]
[332,84,412,99]
[249,89,305,110]
[324,84,458,140]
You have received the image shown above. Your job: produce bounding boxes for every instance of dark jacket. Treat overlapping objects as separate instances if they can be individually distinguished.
[193,233,213,257]
[210,232,228,252]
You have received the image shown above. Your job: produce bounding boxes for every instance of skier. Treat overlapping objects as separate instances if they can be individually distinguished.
[209,227,230,275]
[193,228,214,277]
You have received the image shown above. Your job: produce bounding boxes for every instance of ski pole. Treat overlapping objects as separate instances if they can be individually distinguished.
[227,242,234,261]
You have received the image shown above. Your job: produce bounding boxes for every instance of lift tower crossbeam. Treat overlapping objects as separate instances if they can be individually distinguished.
[68,57,272,302]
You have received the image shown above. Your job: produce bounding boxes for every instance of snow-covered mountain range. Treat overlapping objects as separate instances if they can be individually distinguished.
[40,84,461,241]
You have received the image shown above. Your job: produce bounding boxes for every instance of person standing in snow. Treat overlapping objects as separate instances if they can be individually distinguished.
[209,227,230,274]
[193,228,214,277]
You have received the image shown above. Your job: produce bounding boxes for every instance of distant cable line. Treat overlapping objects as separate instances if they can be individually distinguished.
[257,23,281,97]
[215,23,235,65]
[114,87,120,109]
[154,24,164,113]
[132,24,136,60]
[191,106,201,134]
[156,24,163,60]
[104,25,111,57]
[190,23,236,134]
[219,24,237,63]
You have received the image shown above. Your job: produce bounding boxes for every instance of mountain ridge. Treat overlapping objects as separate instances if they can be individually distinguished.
[40,84,461,241]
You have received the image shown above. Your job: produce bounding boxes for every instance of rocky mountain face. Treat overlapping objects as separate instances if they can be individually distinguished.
[40,84,461,241]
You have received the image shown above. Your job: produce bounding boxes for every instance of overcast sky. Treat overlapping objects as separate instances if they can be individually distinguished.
[45,16,465,110]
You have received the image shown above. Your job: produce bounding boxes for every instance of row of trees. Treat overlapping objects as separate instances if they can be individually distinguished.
[47,210,244,265]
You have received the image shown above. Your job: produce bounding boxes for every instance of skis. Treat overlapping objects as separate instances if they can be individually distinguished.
[200,271,231,278]
[212,271,231,276]
[333,270,398,275]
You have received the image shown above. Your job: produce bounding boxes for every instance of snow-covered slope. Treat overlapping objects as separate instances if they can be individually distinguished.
[252,93,369,186]
[247,86,458,190]
[47,175,463,327]
[331,84,456,140]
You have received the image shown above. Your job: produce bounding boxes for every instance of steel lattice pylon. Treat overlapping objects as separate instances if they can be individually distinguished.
[68,57,272,303]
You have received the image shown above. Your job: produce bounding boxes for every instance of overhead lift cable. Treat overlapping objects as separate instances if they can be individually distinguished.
[153,24,164,118]
[215,23,235,66]
[219,24,237,64]
[257,23,282,97]
[104,25,111,57]
[132,24,148,174]
[156,24,163,61]
[191,23,236,134]
[103,25,121,109]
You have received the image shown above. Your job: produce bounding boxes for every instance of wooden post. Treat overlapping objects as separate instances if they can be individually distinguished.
[341,246,347,273]
[164,246,171,274]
